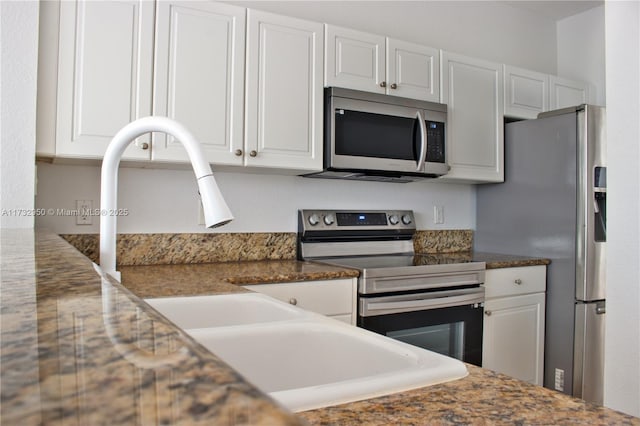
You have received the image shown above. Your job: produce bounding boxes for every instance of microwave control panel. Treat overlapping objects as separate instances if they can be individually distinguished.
[425,120,445,164]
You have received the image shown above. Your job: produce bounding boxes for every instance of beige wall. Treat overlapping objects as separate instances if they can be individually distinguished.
[604,0,640,417]
[0,1,38,228]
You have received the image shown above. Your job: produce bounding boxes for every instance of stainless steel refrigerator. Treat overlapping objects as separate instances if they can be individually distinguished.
[475,105,606,404]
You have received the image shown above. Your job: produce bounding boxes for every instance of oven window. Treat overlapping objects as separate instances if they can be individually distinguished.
[388,322,464,360]
[358,304,483,366]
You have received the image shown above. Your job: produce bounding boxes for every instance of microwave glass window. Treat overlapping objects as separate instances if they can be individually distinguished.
[334,110,419,161]
[334,109,446,164]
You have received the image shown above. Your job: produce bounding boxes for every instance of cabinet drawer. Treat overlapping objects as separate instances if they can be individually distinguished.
[243,279,354,316]
[483,266,546,299]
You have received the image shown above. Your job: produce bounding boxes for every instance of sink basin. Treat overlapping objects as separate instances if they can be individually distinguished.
[145,293,307,329]
[187,318,468,412]
[147,292,468,412]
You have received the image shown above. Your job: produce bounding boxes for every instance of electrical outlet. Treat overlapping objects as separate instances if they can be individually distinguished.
[434,205,445,224]
[76,200,92,225]
[554,368,565,391]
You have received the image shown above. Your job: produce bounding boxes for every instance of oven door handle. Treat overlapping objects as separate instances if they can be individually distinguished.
[360,288,485,317]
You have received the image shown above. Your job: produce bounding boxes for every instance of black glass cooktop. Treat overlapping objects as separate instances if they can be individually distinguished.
[318,252,478,270]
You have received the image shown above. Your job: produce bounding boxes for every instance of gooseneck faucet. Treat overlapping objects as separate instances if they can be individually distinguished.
[100,117,233,281]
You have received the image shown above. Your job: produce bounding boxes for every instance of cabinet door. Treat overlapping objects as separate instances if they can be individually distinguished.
[244,279,357,325]
[504,65,549,119]
[55,0,154,159]
[549,76,590,110]
[153,1,245,165]
[387,39,439,102]
[484,265,547,299]
[324,25,386,94]
[440,52,504,183]
[245,10,323,171]
[483,293,546,385]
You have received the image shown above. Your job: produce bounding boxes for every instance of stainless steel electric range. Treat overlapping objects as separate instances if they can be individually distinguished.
[297,209,486,366]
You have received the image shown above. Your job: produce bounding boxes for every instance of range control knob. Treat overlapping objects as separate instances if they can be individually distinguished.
[324,213,336,226]
[401,214,413,225]
[389,214,400,225]
[308,213,320,226]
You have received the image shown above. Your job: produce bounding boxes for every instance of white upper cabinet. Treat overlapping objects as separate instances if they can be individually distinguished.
[152,1,245,165]
[325,25,386,94]
[325,25,439,102]
[504,65,549,119]
[549,76,590,110]
[386,39,440,102]
[53,0,155,159]
[440,51,504,183]
[245,10,324,172]
[504,65,592,119]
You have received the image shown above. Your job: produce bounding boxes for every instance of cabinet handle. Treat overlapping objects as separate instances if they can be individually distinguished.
[140,142,149,150]
[514,279,523,285]
[234,149,243,156]
[289,298,298,306]
[485,310,492,316]
[379,81,387,88]
[390,83,397,89]
[249,150,257,157]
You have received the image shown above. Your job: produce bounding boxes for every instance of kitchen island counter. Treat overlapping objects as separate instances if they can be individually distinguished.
[299,363,637,425]
[2,231,636,425]
[1,230,303,425]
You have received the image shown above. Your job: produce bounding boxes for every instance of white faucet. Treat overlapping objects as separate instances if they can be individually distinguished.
[99,117,233,281]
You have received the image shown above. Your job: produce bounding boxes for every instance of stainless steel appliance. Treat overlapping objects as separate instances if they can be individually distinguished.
[303,88,449,183]
[475,105,606,404]
[298,209,486,366]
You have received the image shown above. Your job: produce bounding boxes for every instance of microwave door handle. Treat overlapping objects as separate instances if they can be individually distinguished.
[415,110,427,172]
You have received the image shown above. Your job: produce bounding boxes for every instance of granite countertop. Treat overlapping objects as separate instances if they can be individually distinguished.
[119,251,549,299]
[472,251,551,269]
[299,363,638,425]
[1,230,302,425]
[119,260,359,299]
[3,231,636,425]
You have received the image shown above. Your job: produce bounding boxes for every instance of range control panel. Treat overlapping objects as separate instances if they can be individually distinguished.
[298,209,415,233]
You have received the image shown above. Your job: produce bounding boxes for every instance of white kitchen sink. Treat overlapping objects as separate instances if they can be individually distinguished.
[147,292,468,412]
[145,292,308,329]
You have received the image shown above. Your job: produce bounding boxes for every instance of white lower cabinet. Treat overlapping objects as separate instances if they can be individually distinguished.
[243,278,357,325]
[482,266,546,385]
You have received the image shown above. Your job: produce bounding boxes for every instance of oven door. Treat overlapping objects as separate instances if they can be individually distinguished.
[358,287,484,366]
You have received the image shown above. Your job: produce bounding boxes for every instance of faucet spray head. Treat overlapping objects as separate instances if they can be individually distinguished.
[198,174,233,228]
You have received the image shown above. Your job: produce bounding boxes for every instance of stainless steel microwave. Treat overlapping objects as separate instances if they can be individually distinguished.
[304,87,449,183]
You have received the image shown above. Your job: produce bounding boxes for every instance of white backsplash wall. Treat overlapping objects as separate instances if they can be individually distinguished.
[35,163,475,234]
